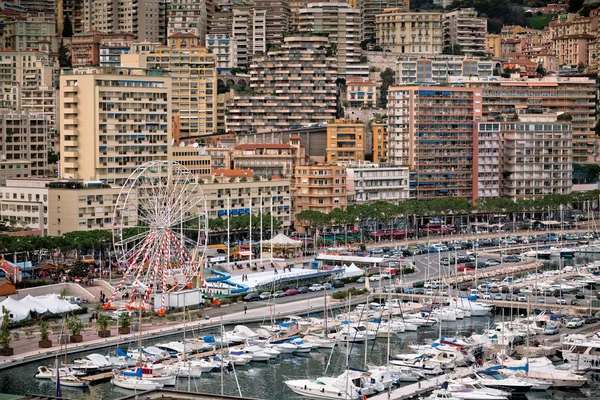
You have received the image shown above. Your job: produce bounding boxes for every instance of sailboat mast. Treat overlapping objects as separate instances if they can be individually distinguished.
[323,286,328,334]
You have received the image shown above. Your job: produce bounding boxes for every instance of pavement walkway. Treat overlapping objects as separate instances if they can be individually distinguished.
[0,291,364,370]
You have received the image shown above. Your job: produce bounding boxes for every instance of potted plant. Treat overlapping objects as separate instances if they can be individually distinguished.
[96,314,111,338]
[67,315,84,343]
[118,312,131,335]
[38,320,52,348]
[0,306,13,356]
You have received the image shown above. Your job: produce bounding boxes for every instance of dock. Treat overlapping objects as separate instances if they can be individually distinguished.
[371,374,449,400]
[80,369,116,383]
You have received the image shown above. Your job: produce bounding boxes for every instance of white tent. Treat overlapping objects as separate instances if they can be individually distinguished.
[333,263,364,279]
[35,294,80,313]
[261,233,302,248]
[18,295,49,314]
[0,297,30,321]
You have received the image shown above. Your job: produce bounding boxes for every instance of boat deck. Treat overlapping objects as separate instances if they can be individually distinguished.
[80,370,117,383]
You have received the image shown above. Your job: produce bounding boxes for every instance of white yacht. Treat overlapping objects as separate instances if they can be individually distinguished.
[496,356,587,388]
[561,333,600,372]
[111,373,164,390]
[329,325,377,343]
[71,353,113,373]
[302,334,337,349]
[444,382,508,400]
[35,366,84,380]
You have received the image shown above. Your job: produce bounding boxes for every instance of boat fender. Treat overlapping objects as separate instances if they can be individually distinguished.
[362,395,367,400]
[304,385,307,390]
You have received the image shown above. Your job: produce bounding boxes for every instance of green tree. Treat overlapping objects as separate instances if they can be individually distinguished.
[573,164,600,184]
[568,0,585,13]
[67,315,83,336]
[62,14,73,37]
[536,64,547,76]
[442,44,463,55]
[68,261,89,278]
[0,307,11,349]
[58,40,71,69]
[378,68,395,108]
[577,61,586,72]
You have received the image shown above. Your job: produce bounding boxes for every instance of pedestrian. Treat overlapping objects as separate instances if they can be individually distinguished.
[244,305,247,314]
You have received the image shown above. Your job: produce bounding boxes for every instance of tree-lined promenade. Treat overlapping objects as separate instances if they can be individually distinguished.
[1,191,599,258]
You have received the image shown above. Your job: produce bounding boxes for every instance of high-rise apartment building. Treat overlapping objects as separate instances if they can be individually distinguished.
[371,121,388,164]
[396,56,494,83]
[2,18,57,52]
[167,0,208,46]
[122,34,217,140]
[233,139,305,178]
[227,36,338,133]
[375,10,443,55]
[452,77,595,164]
[206,34,238,71]
[82,0,161,42]
[59,67,172,185]
[71,32,135,68]
[255,0,291,45]
[298,2,367,77]
[501,114,572,200]
[294,164,347,216]
[326,119,365,163]
[443,8,487,56]
[0,110,50,178]
[476,122,501,200]
[358,0,408,43]
[387,86,482,201]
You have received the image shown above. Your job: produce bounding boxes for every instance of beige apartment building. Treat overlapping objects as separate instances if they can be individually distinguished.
[233,139,306,178]
[0,110,50,178]
[227,36,338,133]
[358,0,408,42]
[169,147,212,178]
[122,34,217,140]
[326,119,366,163]
[501,114,572,200]
[167,0,208,46]
[59,67,172,186]
[375,9,443,55]
[298,2,367,77]
[346,162,410,204]
[0,161,31,186]
[202,170,292,229]
[2,18,58,52]
[294,164,347,217]
[455,77,596,164]
[346,77,377,107]
[443,8,487,55]
[47,180,137,236]
[371,121,388,164]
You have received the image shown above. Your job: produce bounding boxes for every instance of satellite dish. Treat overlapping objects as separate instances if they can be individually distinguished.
[179,141,185,147]
[192,143,199,148]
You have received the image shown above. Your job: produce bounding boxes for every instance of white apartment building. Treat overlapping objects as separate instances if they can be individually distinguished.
[82,0,161,42]
[346,162,410,204]
[298,2,368,77]
[206,34,238,71]
[0,178,51,235]
[477,122,501,200]
[59,67,172,185]
[397,56,494,83]
[443,8,487,56]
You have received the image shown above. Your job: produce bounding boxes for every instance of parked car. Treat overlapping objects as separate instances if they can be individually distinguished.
[485,259,501,267]
[284,289,297,296]
[583,315,598,324]
[296,286,309,294]
[544,325,560,335]
[517,295,527,302]
[415,288,425,295]
[243,293,261,302]
[538,297,546,303]
[482,293,492,300]
[331,280,345,288]
[309,284,324,292]
[494,294,503,300]
[273,290,285,298]
[356,277,366,283]
[505,294,514,301]
[556,297,567,305]
[457,266,474,272]
[369,275,382,282]
[575,292,585,299]
[567,318,584,328]
[571,299,581,306]
[503,256,522,263]
[259,292,272,300]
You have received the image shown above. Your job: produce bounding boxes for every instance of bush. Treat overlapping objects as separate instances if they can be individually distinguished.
[332,290,348,299]
[15,280,54,289]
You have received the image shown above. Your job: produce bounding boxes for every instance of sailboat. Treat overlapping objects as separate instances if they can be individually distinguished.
[50,317,89,390]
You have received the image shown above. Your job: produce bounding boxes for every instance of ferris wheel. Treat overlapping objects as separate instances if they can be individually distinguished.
[104,160,209,314]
